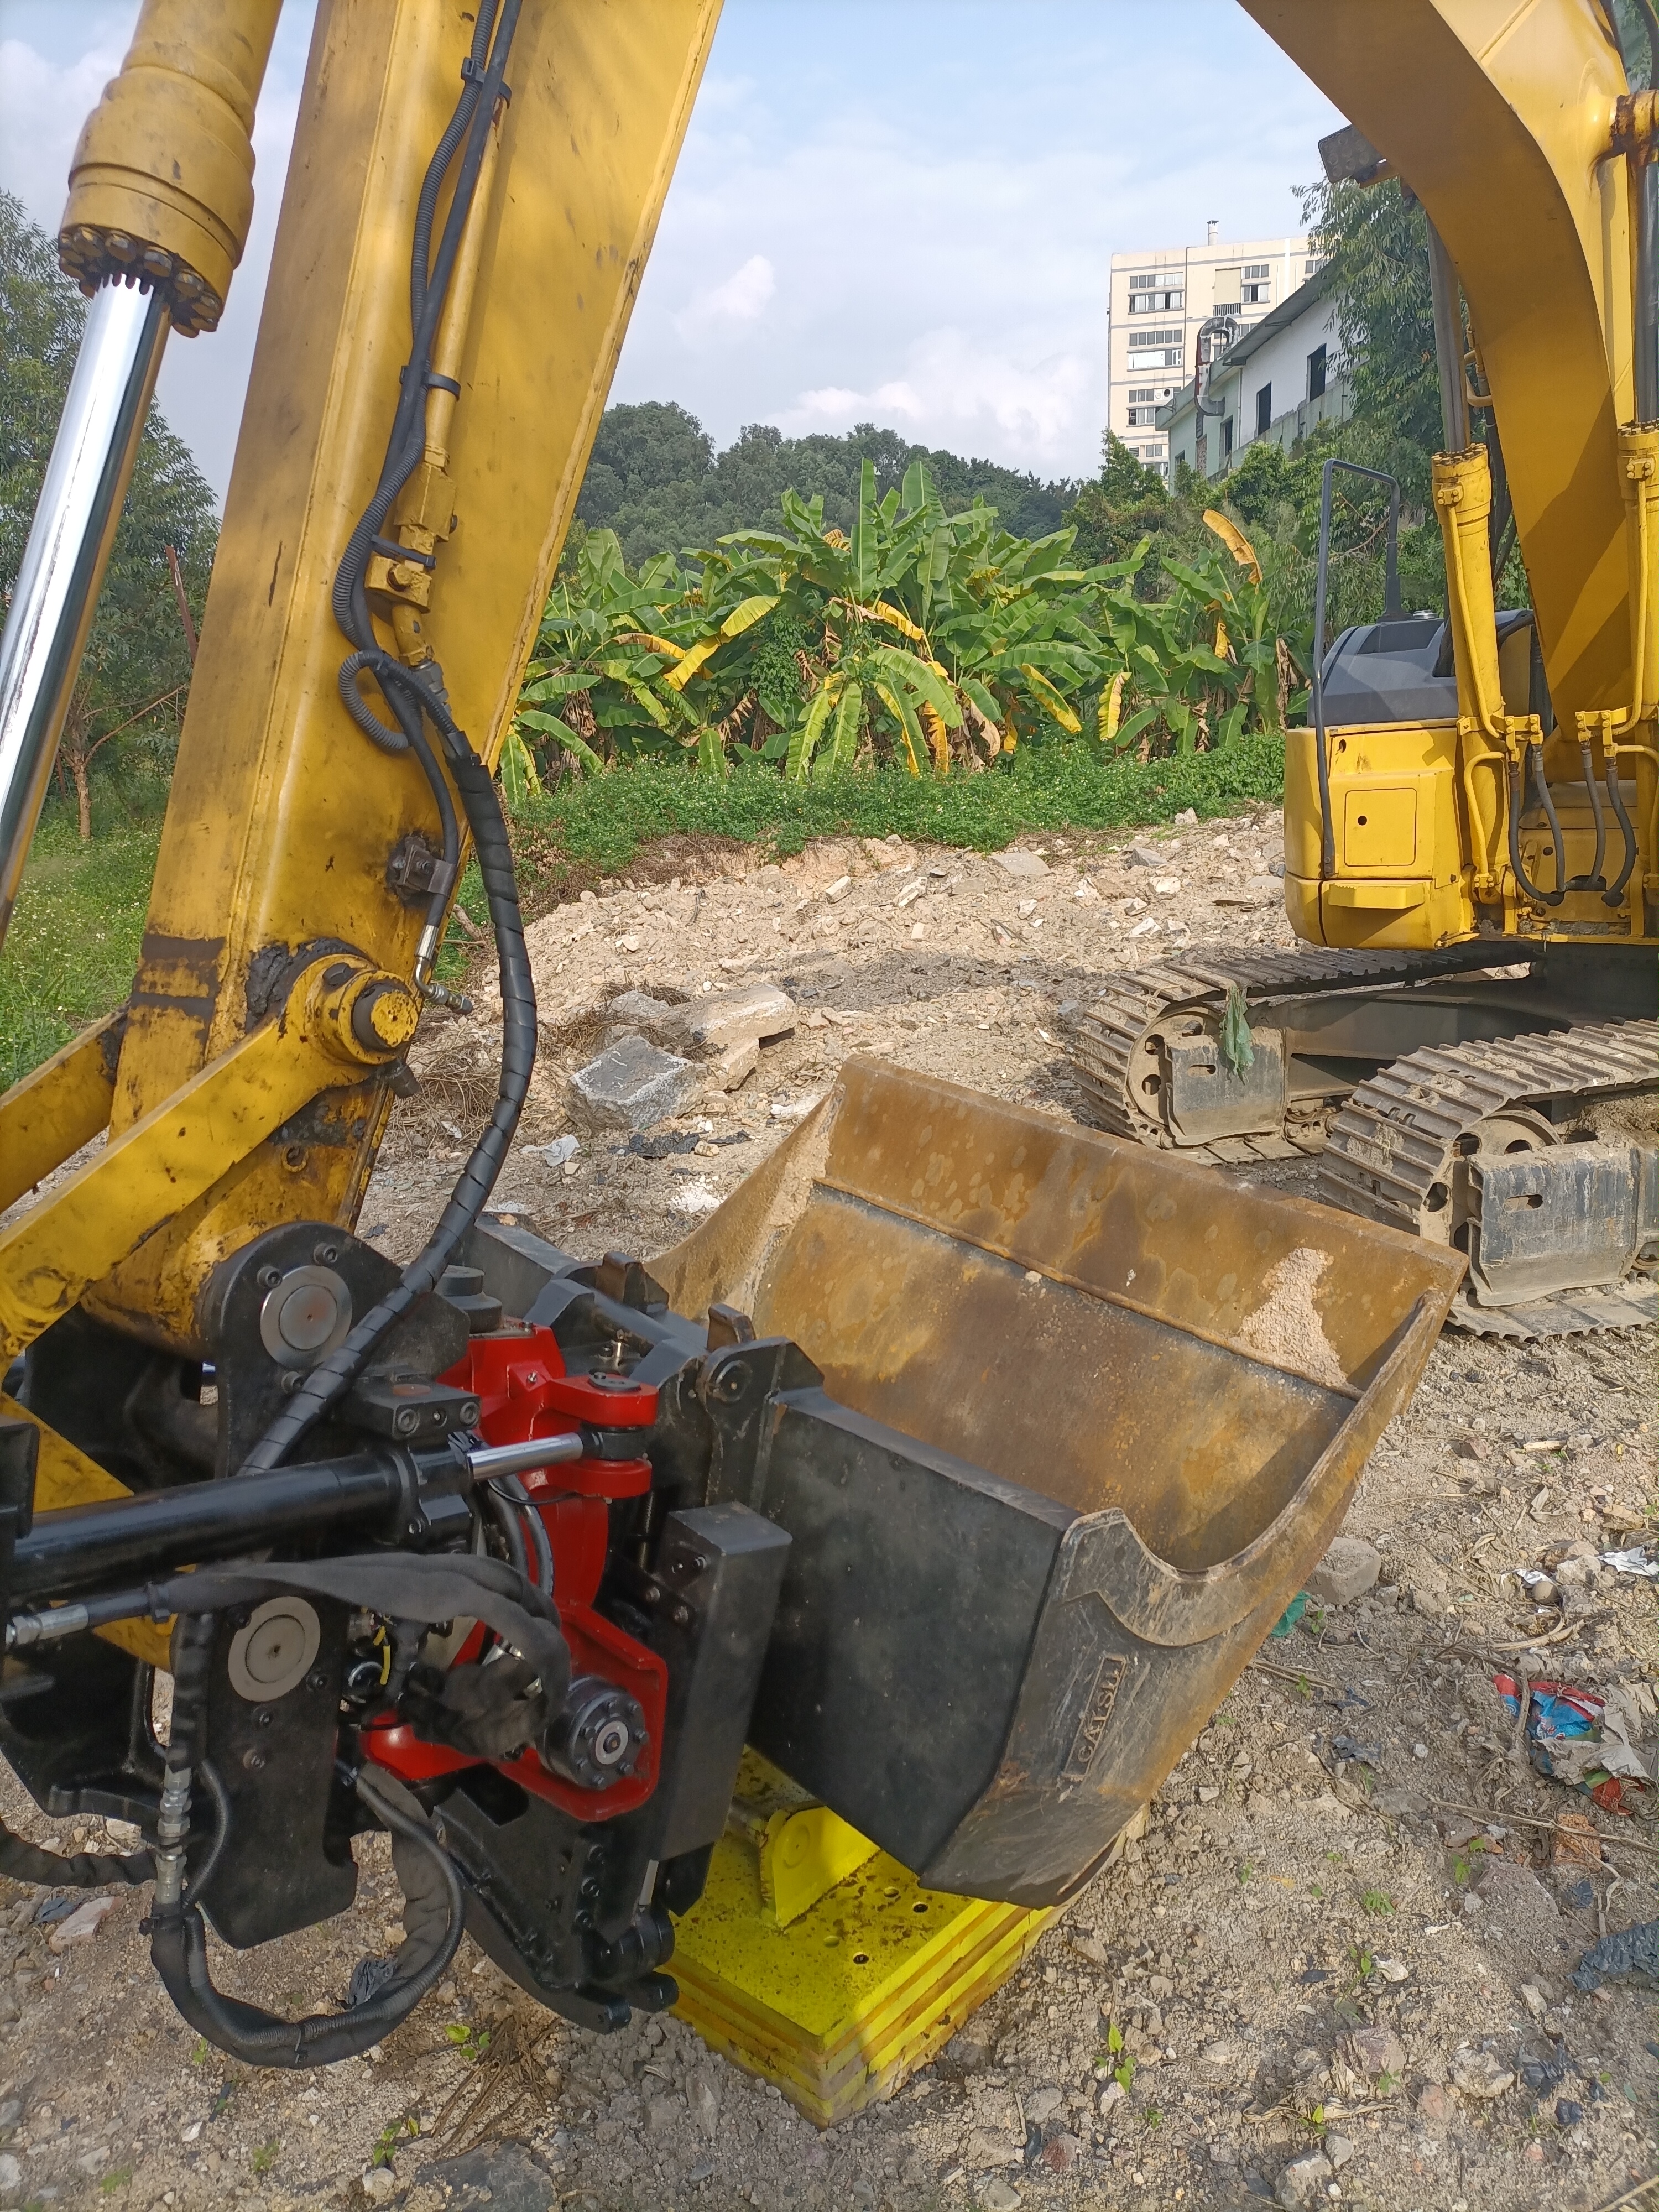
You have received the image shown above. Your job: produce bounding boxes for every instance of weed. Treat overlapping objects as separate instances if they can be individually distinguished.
[251,2140,279,2176]
[1097,2022,1136,2094]
[372,2112,421,2169]
[99,2169,134,2195]
[1238,1859,1255,1885]
[1143,2106,1162,2129]
[444,2022,492,2065]
[189,2038,207,2067]
[1360,1888,1395,1917]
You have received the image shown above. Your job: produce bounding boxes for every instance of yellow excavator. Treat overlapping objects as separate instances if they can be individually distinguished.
[1073,0,1659,1342]
[0,0,1629,2114]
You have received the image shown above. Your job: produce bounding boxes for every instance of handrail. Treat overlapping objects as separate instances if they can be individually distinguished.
[1311,459,1401,879]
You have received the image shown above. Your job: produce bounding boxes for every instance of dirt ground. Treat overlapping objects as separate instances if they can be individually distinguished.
[1,805,1656,2212]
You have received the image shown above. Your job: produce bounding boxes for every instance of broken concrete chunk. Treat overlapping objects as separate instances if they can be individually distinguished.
[565,1035,698,1133]
[1305,1533,1381,1608]
[605,989,680,1030]
[1123,843,1165,869]
[1449,2045,1515,2100]
[711,1038,760,1092]
[992,847,1048,878]
[1275,2150,1333,2209]
[654,980,796,1059]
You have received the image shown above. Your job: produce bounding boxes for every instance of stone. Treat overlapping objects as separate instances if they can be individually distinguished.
[653,981,796,1060]
[686,2068,720,2141]
[1123,843,1165,869]
[1025,2086,1063,2124]
[1344,2026,1407,2085]
[964,2127,1021,2169]
[1173,807,1199,825]
[981,2183,1022,2212]
[1040,2131,1082,2173]
[605,989,679,1029]
[1152,877,1181,896]
[1449,2045,1515,2100]
[1416,2083,1451,2128]
[711,1037,760,1092]
[1475,1857,1558,1933]
[1324,2133,1355,2169]
[361,2172,397,2206]
[1305,1534,1381,1608]
[565,1035,698,1133]
[413,2145,555,2212]
[48,1895,115,1950]
[992,847,1049,878]
[824,875,854,902]
[1276,2149,1334,2208]
[646,2094,680,2133]
[0,2098,22,2130]
[0,2153,17,2193]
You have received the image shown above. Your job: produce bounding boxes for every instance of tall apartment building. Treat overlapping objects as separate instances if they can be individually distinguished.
[1107,222,1314,479]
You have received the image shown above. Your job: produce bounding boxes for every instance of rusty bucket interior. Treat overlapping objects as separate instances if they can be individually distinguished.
[654,1056,1465,1585]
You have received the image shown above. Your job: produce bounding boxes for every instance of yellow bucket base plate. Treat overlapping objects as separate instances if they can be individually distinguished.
[671,1829,1053,2127]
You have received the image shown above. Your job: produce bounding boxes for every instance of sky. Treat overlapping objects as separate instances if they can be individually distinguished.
[0,1,1343,503]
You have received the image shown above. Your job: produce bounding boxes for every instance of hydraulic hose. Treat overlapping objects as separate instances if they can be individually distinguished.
[1567,738,1609,890]
[1605,760,1641,905]
[149,1764,466,2069]
[1507,750,1565,907]
[244,0,531,1475]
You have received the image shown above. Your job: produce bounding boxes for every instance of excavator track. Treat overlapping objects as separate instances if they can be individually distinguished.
[1321,1019,1659,1339]
[1067,945,1658,1336]
[1068,940,1526,1163]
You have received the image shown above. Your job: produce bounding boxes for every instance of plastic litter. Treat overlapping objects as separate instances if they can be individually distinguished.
[1494,1674,1652,1811]
[520,1134,580,1167]
[1600,1547,1659,1579]
[1574,1917,1659,1992]
[1269,1592,1309,1640]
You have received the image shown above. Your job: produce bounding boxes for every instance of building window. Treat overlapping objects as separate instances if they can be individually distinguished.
[1128,327,1185,371]
[1255,382,1272,435]
[1305,256,1326,278]
[1220,416,1234,460]
[1128,388,1155,403]
[1128,286,1183,314]
[1307,343,1328,400]
[1241,263,1270,307]
[1127,404,1161,426]
[1243,264,1269,281]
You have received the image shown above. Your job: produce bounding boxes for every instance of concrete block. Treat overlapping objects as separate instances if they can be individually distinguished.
[1305,1533,1381,1608]
[992,848,1048,878]
[565,1035,698,1133]
[655,982,795,1059]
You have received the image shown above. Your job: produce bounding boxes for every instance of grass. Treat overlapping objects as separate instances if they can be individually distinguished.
[0,738,1286,1089]
[0,810,161,1091]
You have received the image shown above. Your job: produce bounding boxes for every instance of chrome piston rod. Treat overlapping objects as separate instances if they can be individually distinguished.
[0,277,170,953]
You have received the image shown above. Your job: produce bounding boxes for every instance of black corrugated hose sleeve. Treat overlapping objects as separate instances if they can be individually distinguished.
[0,1829,153,1891]
[241,715,534,1474]
[149,1767,465,2069]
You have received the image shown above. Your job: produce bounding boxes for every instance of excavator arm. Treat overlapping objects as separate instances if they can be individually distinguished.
[0,0,1463,2088]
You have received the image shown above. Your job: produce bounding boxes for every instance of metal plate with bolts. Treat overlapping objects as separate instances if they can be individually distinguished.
[258,1265,352,1368]
[227,1595,322,1703]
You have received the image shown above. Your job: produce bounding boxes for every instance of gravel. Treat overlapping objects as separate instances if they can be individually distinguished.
[1,806,1654,2211]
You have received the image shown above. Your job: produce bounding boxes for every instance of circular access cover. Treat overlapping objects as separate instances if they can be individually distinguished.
[227,1596,322,1703]
[259,1265,352,1367]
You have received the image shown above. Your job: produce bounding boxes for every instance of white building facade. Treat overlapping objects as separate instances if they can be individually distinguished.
[1107,223,1313,481]
[1159,264,1350,482]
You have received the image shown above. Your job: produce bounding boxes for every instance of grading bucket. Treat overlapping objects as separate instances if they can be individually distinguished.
[651,1055,1463,1907]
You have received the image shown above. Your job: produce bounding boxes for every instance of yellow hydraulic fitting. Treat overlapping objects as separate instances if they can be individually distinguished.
[301,958,421,1067]
[58,0,282,332]
[1612,89,1659,160]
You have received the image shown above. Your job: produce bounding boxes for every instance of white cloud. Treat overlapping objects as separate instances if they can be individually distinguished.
[675,253,776,340]
[0,24,132,233]
[784,330,1093,465]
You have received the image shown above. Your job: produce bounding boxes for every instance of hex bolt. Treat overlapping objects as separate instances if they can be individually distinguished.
[305,1671,328,1694]
[258,1266,282,1291]
[312,1241,340,1265]
[242,1747,267,1772]
[671,1604,691,1628]
[254,1707,274,1729]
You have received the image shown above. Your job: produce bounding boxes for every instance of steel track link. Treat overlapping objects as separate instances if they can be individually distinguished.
[1320,1019,1659,1337]
[1067,940,1524,1161]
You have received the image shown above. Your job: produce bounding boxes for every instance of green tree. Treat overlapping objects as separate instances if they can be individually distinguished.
[575,401,1081,565]
[1,191,217,837]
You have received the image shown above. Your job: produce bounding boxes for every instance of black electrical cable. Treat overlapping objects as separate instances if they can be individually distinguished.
[508,1474,555,1598]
